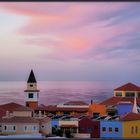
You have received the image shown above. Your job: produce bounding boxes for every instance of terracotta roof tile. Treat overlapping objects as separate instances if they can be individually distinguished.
[0,116,39,123]
[14,106,33,111]
[114,83,140,91]
[100,97,140,107]
[35,105,88,112]
[0,102,23,117]
[36,117,51,123]
[120,113,140,121]
[100,97,122,106]
[0,109,6,118]
[63,101,88,106]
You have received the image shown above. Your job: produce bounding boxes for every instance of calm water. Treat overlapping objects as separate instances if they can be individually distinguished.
[0,81,121,106]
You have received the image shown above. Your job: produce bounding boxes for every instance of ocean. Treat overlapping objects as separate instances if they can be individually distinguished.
[0,81,122,106]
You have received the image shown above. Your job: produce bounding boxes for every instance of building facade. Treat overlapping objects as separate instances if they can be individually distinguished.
[116,101,133,116]
[79,117,100,138]
[100,120,122,138]
[114,83,140,97]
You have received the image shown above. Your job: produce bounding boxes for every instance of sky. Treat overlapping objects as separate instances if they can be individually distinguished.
[0,2,140,83]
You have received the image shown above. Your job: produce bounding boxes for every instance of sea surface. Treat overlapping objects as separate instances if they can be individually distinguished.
[0,81,122,106]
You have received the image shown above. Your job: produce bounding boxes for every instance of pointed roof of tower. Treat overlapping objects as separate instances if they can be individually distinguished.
[27,69,37,83]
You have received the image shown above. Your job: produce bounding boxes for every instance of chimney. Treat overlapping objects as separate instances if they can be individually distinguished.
[91,100,93,105]
[39,110,42,118]
[6,110,10,118]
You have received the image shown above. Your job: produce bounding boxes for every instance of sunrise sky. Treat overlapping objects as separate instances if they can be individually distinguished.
[0,2,140,83]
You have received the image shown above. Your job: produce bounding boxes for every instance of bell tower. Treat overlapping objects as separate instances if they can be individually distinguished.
[24,69,40,109]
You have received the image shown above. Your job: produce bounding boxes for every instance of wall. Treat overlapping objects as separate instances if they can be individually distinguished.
[88,103,106,117]
[117,104,133,116]
[13,111,32,117]
[40,121,52,135]
[73,133,90,138]
[114,90,139,97]
[0,123,39,135]
[122,120,140,138]
[79,117,100,138]
[25,92,39,102]
[51,120,59,128]
[100,121,122,138]
[59,120,78,127]
[27,83,37,90]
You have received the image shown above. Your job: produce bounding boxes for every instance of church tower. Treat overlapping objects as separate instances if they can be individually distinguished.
[24,69,40,109]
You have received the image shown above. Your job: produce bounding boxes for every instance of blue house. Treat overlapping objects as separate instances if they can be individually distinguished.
[116,101,133,116]
[100,119,122,138]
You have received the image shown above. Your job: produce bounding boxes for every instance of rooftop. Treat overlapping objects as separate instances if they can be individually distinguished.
[36,117,51,123]
[63,101,88,106]
[120,112,140,121]
[14,106,33,111]
[35,105,88,112]
[0,116,39,123]
[114,82,140,91]
[100,97,140,106]
[0,102,23,117]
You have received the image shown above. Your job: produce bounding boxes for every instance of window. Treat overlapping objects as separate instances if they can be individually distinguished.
[93,113,100,118]
[102,127,106,132]
[42,125,44,128]
[138,93,140,97]
[108,127,112,133]
[33,126,36,131]
[126,92,135,97]
[28,93,33,98]
[115,127,119,132]
[136,126,138,134]
[30,84,33,87]
[13,126,16,131]
[4,126,7,130]
[116,92,122,97]
[87,127,92,133]
[24,126,27,131]
[131,127,134,134]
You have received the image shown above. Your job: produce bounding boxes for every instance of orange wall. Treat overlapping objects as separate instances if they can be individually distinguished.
[88,103,106,117]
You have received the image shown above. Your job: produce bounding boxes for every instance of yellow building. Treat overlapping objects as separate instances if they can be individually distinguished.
[114,82,140,97]
[120,112,140,138]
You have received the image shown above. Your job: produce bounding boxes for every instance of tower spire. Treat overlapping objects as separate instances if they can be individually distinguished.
[27,69,37,83]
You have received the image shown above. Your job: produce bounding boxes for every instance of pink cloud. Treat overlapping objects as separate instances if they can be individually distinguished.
[1,2,140,60]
